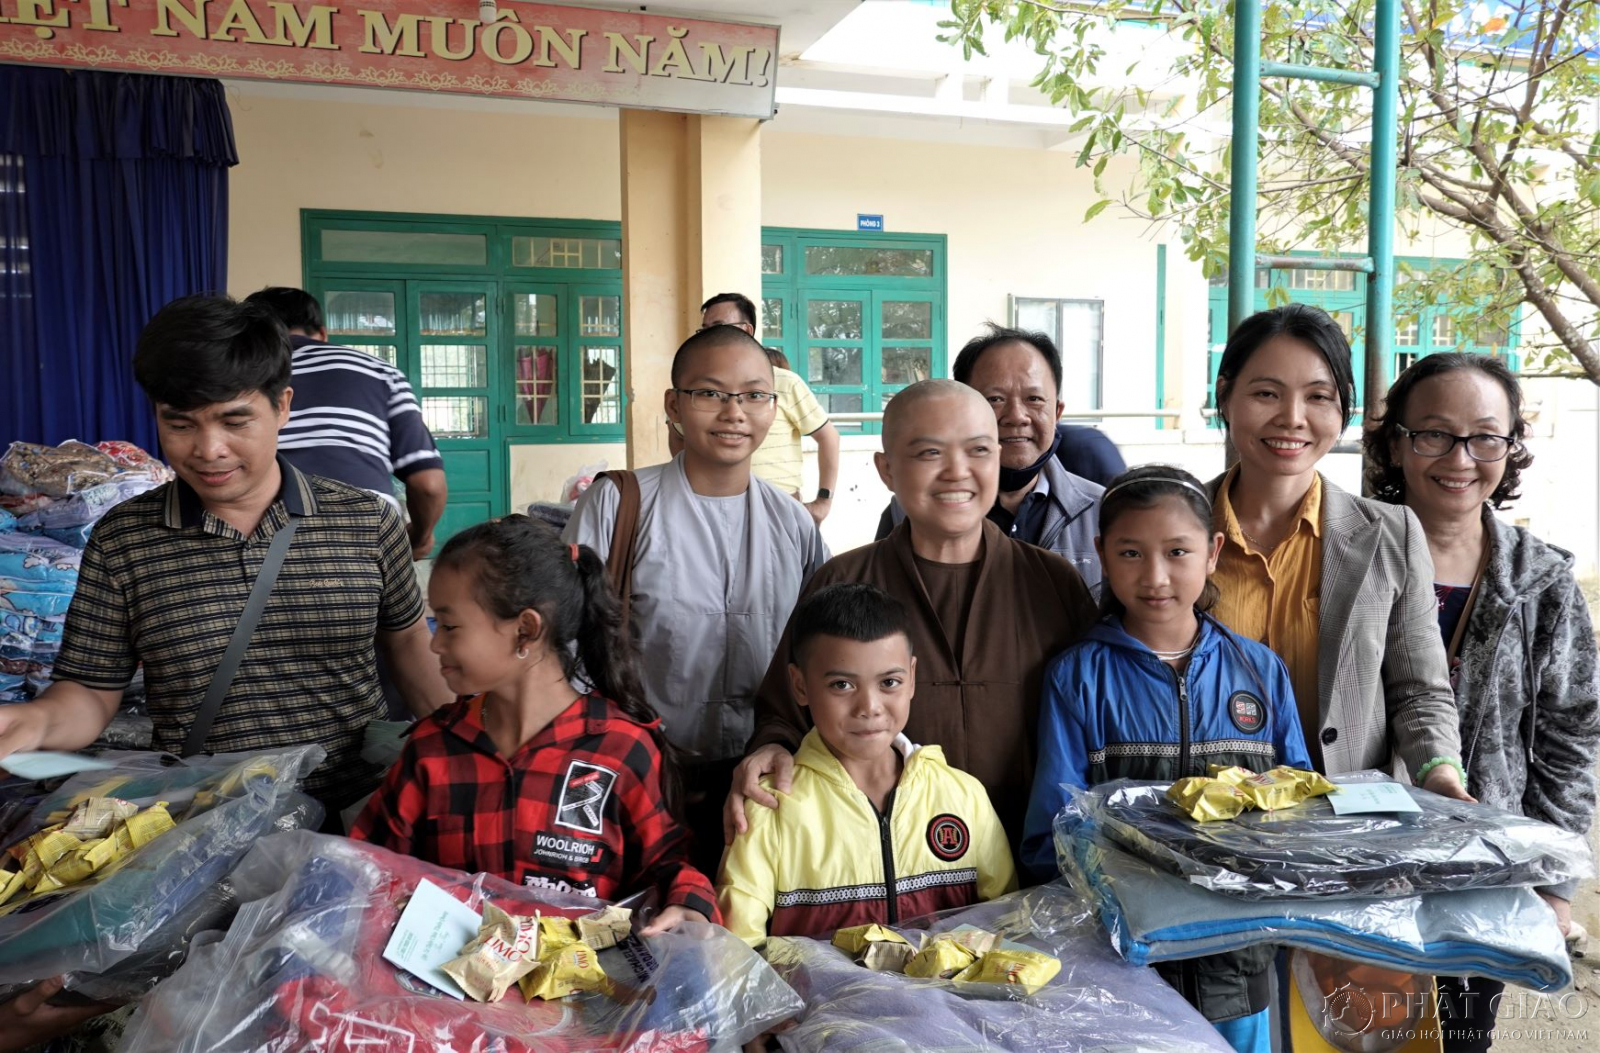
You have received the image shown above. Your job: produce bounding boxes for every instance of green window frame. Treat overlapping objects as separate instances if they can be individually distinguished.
[761,228,948,433]
[1205,254,1521,418]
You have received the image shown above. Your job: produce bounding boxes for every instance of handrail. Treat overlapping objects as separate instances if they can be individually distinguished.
[827,409,1182,423]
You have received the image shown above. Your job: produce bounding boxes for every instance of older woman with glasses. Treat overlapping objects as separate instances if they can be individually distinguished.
[1364,352,1599,1053]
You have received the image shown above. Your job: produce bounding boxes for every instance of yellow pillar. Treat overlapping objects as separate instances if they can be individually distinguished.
[619,110,763,469]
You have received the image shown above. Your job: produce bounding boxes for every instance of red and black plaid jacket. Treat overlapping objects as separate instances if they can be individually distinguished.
[350,693,717,921]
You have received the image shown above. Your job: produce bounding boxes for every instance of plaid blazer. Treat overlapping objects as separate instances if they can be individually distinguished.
[1207,474,1462,778]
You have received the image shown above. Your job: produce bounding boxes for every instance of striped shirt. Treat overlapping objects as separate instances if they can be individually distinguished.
[279,337,443,501]
[52,459,425,804]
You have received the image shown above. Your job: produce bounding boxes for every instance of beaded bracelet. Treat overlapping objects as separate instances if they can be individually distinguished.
[1415,756,1467,790]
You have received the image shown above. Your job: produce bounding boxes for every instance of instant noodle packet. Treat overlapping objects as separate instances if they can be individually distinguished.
[832,923,909,956]
[441,903,541,1002]
[1167,776,1250,822]
[953,949,1063,993]
[904,936,980,979]
[861,939,917,973]
[577,904,633,950]
[519,942,615,1001]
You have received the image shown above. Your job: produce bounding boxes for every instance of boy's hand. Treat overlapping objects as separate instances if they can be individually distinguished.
[639,905,707,936]
[0,704,51,770]
[723,745,794,843]
[0,977,117,1053]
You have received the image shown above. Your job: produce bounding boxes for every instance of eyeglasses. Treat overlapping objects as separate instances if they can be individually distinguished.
[673,387,777,411]
[1397,425,1518,462]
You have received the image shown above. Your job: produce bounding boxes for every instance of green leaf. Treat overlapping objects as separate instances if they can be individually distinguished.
[1084,199,1112,221]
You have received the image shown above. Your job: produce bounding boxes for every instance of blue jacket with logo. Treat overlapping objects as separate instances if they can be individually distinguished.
[1022,613,1312,878]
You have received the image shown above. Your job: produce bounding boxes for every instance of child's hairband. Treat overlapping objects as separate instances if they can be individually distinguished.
[1101,473,1211,506]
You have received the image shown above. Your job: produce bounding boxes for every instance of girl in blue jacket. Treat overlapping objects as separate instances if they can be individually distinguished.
[1023,465,1312,1053]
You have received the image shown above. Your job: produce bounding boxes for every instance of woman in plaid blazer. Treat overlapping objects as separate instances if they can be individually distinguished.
[1204,305,1470,800]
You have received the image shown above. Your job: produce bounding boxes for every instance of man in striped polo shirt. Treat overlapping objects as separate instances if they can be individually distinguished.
[0,295,452,816]
[245,287,446,560]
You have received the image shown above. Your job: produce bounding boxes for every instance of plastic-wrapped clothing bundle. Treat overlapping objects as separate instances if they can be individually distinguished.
[1090,772,1593,899]
[0,441,122,498]
[763,882,1234,1053]
[1061,824,1573,991]
[119,831,804,1053]
[0,746,326,988]
[17,477,161,532]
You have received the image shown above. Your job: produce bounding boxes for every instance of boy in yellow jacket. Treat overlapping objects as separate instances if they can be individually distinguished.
[717,583,1016,946]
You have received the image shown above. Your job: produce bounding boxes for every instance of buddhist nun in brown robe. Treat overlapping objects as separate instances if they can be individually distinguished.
[724,379,1098,847]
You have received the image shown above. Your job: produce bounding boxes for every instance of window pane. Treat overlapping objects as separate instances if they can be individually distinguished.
[516,346,558,425]
[761,244,784,274]
[1474,321,1508,348]
[1395,351,1419,372]
[1432,314,1456,345]
[1394,316,1419,346]
[581,347,622,424]
[1014,298,1060,345]
[882,346,932,385]
[1060,301,1104,409]
[355,344,398,366]
[422,396,487,437]
[822,392,863,414]
[807,300,863,341]
[512,236,621,270]
[804,245,933,277]
[513,293,558,337]
[1287,268,1356,292]
[761,297,783,338]
[321,229,486,266]
[421,345,486,388]
[1331,311,1355,340]
[580,296,621,337]
[882,301,932,340]
[420,292,486,336]
[809,346,864,386]
[324,291,396,336]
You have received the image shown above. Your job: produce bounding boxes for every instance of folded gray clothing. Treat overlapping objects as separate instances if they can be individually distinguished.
[1068,832,1572,991]
[766,882,1235,1053]
[1090,772,1594,899]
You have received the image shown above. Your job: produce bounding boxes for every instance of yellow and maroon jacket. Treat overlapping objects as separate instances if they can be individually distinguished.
[717,729,1017,946]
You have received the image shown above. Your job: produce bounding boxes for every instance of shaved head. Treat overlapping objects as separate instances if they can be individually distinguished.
[881,379,992,449]
[670,325,774,388]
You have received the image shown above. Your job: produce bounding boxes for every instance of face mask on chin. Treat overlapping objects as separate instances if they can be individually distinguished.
[997,430,1061,494]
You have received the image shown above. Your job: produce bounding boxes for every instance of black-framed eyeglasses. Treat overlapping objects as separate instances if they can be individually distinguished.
[1397,425,1518,462]
[673,387,777,411]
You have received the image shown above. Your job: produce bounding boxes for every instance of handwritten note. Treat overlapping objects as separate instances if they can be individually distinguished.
[382,879,483,999]
[1328,782,1422,815]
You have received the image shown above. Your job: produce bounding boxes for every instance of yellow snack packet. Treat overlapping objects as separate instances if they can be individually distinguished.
[81,833,127,872]
[832,923,910,956]
[903,937,980,980]
[0,869,27,907]
[577,905,633,951]
[1236,769,1303,811]
[518,943,615,1001]
[441,902,542,1002]
[941,928,999,956]
[1207,766,1255,787]
[44,845,99,887]
[538,915,581,952]
[860,940,916,973]
[1167,777,1250,822]
[123,802,176,849]
[1268,765,1337,799]
[953,949,1063,993]
[61,798,139,841]
[21,830,82,886]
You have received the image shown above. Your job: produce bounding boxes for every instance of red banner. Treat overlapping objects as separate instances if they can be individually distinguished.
[0,0,779,118]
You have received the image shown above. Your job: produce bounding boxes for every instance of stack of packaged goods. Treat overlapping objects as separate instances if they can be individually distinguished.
[0,441,171,703]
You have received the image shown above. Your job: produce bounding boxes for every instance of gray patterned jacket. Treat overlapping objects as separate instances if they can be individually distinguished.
[1454,508,1600,900]
[1208,474,1463,779]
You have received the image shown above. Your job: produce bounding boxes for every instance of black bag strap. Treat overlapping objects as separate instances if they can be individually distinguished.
[182,516,300,757]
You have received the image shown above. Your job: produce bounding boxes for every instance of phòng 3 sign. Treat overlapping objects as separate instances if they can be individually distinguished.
[0,0,780,119]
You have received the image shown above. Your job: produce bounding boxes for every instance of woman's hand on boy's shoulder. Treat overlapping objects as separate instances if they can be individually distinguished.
[723,744,795,844]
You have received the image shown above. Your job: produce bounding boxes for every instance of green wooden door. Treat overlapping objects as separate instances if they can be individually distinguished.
[503,283,565,438]
[800,289,871,432]
[408,280,501,550]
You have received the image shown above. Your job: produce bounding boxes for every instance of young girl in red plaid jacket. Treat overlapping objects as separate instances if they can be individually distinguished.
[351,515,716,934]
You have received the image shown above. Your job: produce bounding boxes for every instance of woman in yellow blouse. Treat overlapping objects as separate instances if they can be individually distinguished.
[1206,304,1469,800]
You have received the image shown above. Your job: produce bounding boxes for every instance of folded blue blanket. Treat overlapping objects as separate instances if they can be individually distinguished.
[1065,830,1572,991]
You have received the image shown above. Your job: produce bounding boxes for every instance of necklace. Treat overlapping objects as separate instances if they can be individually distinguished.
[1148,626,1202,662]
[1240,525,1280,552]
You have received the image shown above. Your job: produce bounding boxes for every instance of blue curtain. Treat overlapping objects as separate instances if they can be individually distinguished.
[0,68,237,450]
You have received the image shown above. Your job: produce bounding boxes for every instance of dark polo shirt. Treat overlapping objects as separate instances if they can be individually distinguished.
[52,457,424,803]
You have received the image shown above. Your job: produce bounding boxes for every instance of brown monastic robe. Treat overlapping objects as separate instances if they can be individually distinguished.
[747,518,1098,843]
